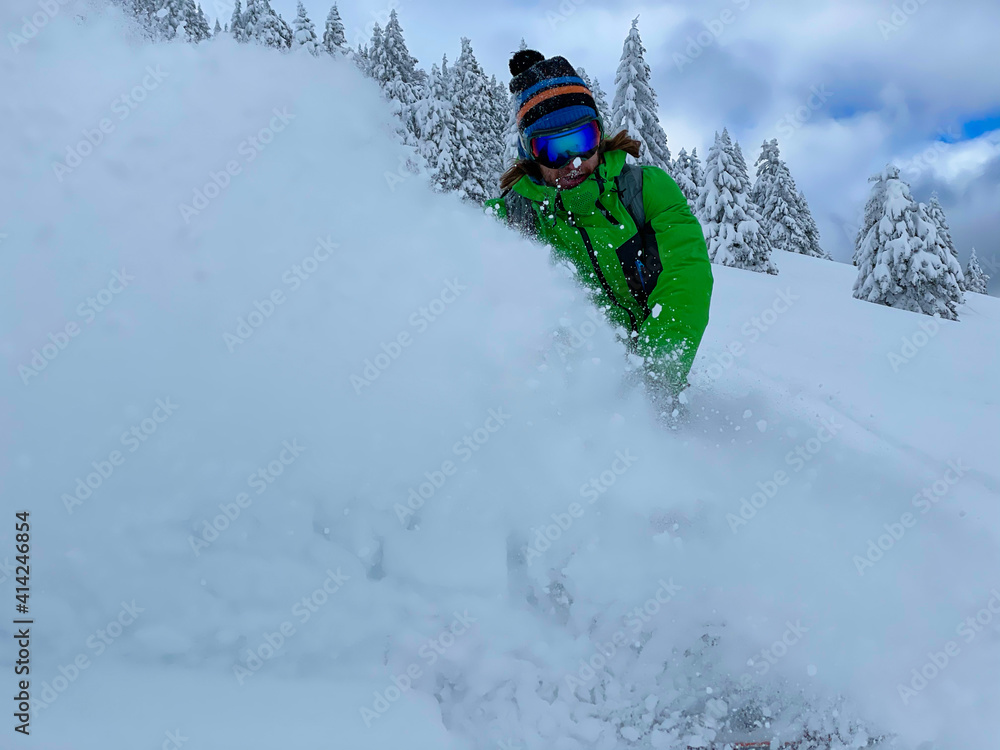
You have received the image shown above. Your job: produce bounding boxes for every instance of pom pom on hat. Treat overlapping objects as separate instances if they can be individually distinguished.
[509,49,545,77]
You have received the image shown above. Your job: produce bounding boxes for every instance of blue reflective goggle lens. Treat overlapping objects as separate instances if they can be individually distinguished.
[530,120,602,169]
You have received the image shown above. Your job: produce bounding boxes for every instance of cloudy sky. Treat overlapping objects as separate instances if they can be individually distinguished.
[256,0,998,280]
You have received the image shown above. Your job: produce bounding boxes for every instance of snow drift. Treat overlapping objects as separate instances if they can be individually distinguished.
[1,4,999,749]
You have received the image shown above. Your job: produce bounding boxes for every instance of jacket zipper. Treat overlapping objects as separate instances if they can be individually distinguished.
[578,226,638,334]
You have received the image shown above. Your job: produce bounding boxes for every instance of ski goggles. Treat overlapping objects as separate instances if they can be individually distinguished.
[525,118,602,169]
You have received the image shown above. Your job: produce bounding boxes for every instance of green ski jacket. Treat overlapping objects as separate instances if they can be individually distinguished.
[485,148,713,391]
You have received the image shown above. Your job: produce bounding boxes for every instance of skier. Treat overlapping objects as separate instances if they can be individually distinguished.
[486,50,713,409]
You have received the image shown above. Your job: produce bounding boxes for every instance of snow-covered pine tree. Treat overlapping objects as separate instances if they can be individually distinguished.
[179,0,195,40]
[689,146,704,195]
[241,0,263,42]
[198,4,212,39]
[292,1,319,54]
[732,140,747,177]
[609,17,671,171]
[920,200,965,306]
[368,10,422,145]
[275,11,293,49]
[853,165,963,320]
[213,17,221,35]
[154,0,186,40]
[243,0,290,50]
[354,23,380,77]
[926,193,965,289]
[854,170,887,266]
[321,4,349,56]
[748,139,776,202]
[502,38,528,168]
[185,1,211,41]
[591,75,610,128]
[449,37,498,201]
[964,248,990,294]
[575,67,610,126]
[440,54,451,91]
[381,10,420,85]
[696,130,777,274]
[750,138,826,258]
[487,73,512,174]
[502,102,520,169]
[725,129,775,270]
[229,0,245,41]
[125,0,157,38]
[411,67,428,96]
[672,148,699,211]
[796,190,830,259]
[413,59,459,193]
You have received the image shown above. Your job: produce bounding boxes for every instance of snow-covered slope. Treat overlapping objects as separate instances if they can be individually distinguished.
[2,6,999,749]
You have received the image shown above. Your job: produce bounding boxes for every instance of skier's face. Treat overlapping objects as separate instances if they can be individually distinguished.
[538,150,600,190]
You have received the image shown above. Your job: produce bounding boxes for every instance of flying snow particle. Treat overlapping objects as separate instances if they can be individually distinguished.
[651,303,663,318]
[572,156,582,168]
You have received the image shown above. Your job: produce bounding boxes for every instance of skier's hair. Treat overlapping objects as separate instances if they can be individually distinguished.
[498,130,643,193]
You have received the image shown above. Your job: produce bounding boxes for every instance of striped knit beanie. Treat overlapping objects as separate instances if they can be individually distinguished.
[509,49,600,161]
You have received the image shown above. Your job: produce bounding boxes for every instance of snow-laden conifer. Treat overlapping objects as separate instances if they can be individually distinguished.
[853,165,964,319]
[609,17,671,171]
[696,130,777,274]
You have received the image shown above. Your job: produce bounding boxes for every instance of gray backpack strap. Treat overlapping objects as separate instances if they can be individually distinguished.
[615,162,646,229]
[502,190,538,239]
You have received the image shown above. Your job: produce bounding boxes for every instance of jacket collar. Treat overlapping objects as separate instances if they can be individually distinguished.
[511,149,629,204]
